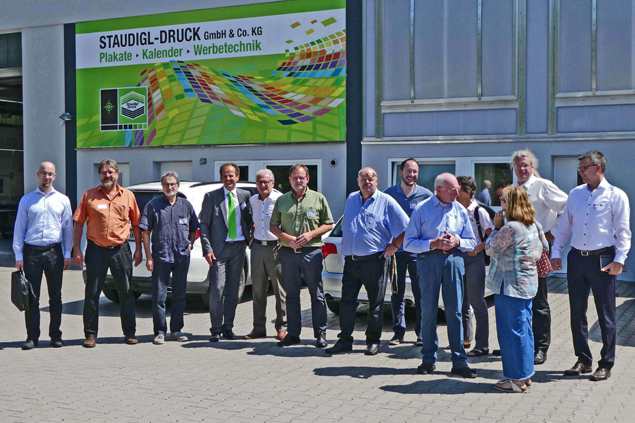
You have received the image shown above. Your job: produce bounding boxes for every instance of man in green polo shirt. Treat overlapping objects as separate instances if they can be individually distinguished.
[270,164,334,348]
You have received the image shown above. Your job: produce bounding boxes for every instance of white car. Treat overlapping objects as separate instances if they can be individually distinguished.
[100,181,270,307]
[321,217,492,315]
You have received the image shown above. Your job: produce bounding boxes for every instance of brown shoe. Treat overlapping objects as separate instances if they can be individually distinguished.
[124,336,139,345]
[243,330,266,340]
[276,330,287,340]
[564,360,593,376]
[590,367,611,381]
[83,337,96,348]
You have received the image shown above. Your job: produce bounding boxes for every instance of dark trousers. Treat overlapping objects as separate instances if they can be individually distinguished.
[23,244,64,341]
[567,249,617,369]
[533,276,551,353]
[339,254,388,346]
[84,241,136,338]
[208,241,246,334]
[152,258,190,336]
[463,251,489,350]
[279,247,326,339]
[391,251,421,338]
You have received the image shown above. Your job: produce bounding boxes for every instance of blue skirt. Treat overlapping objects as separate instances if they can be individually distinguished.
[495,293,535,380]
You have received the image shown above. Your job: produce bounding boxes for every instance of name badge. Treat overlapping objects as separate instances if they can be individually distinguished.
[240,202,247,210]
[593,202,607,210]
[410,202,418,209]
[265,213,272,219]
[97,204,107,210]
[307,210,316,218]
[179,217,188,225]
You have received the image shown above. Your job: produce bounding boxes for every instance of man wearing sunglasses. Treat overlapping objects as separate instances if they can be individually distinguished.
[511,150,568,365]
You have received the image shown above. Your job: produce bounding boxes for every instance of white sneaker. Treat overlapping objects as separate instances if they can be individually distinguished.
[153,334,165,345]
[170,332,188,342]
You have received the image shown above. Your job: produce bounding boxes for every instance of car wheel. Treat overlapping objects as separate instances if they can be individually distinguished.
[326,298,340,314]
[102,288,141,303]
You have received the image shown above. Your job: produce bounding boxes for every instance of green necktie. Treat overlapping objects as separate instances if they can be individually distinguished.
[227,192,237,240]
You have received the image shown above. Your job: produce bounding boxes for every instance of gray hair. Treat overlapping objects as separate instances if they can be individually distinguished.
[434,173,456,188]
[578,150,606,173]
[482,180,491,189]
[510,149,539,170]
[161,171,180,185]
[255,169,275,181]
[358,169,377,178]
[98,159,119,174]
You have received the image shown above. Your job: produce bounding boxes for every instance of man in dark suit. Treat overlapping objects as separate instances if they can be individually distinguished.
[199,163,252,342]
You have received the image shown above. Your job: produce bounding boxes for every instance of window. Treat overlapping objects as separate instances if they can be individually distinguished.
[267,164,318,193]
[474,163,513,207]
[391,161,455,192]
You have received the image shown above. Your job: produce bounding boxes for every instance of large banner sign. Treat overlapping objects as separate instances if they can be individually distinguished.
[75,0,346,148]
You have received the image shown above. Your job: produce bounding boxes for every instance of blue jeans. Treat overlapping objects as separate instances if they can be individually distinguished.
[391,251,421,338]
[279,247,326,339]
[152,258,189,336]
[495,291,534,380]
[417,252,467,368]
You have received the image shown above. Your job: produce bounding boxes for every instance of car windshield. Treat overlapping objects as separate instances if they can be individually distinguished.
[329,217,343,238]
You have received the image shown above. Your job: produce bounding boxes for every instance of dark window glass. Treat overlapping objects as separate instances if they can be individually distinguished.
[474,163,513,207]
[267,165,318,193]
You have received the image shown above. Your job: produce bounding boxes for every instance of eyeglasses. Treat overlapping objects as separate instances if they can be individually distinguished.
[499,197,507,203]
[577,164,597,173]
[439,187,460,193]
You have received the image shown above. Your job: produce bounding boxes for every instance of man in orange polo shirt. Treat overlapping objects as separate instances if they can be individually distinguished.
[72,159,143,348]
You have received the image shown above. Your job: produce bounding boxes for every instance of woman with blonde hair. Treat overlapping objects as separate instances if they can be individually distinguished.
[486,185,548,392]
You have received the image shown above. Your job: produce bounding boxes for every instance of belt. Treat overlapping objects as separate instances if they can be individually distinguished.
[281,246,320,253]
[571,246,614,256]
[88,240,126,250]
[254,239,277,246]
[24,243,60,251]
[346,252,384,261]
[424,248,460,255]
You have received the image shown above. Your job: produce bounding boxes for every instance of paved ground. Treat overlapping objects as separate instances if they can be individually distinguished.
[1,264,635,422]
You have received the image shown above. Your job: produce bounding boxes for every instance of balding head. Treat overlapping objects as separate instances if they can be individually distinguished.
[39,162,55,173]
[37,161,57,192]
[357,167,378,199]
[434,173,459,204]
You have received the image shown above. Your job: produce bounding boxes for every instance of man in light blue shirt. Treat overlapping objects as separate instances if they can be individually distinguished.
[384,158,432,346]
[13,162,73,350]
[326,167,408,356]
[476,180,492,206]
[404,173,477,377]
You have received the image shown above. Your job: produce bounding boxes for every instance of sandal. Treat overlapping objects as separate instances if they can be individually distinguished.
[467,348,489,357]
[494,379,527,393]
[525,378,533,388]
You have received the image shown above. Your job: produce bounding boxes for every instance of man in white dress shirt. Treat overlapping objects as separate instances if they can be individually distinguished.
[511,149,568,365]
[552,151,631,382]
[243,169,287,341]
[13,162,73,350]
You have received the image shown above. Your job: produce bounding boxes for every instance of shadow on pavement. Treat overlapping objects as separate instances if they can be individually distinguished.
[380,379,500,395]
[589,297,635,347]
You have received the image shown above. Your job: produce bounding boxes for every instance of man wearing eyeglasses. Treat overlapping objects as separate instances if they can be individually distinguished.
[510,149,568,365]
[552,151,631,382]
[326,167,409,356]
[243,169,287,341]
[13,162,73,350]
[404,173,478,378]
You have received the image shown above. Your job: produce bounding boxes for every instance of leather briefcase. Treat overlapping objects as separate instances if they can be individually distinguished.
[11,270,35,312]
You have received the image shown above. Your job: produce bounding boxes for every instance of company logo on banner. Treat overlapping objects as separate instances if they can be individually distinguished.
[75,0,346,147]
[100,87,149,131]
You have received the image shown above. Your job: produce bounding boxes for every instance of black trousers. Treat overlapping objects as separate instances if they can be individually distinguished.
[532,276,551,353]
[338,254,387,346]
[84,240,136,338]
[567,249,617,369]
[23,243,64,341]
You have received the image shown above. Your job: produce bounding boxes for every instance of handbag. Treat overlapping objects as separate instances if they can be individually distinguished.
[535,225,552,278]
[11,270,35,312]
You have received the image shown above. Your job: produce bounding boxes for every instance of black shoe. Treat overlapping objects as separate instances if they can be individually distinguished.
[278,335,301,347]
[492,349,501,356]
[209,334,220,343]
[534,350,547,365]
[590,367,611,381]
[315,335,328,348]
[467,348,489,357]
[22,339,37,350]
[325,341,352,355]
[51,339,64,348]
[417,362,436,375]
[222,330,237,340]
[415,336,423,346]
[388,335,403,346]
[451,366,477,379]
[564,360,593,376]
[365,343,380,356]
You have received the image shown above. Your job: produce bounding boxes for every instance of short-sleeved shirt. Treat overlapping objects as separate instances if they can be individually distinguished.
[340,190,409,256]
[250,191,282,242]
[270,188,334,248]
[384,183,432,251]
[139,195,199,263]
[466,200,494,241]
[73,184,141,247]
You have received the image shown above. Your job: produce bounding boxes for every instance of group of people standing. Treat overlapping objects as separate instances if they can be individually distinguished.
[13,150,631,393]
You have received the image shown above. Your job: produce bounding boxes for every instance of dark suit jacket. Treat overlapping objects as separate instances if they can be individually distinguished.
[199,187,252,256]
